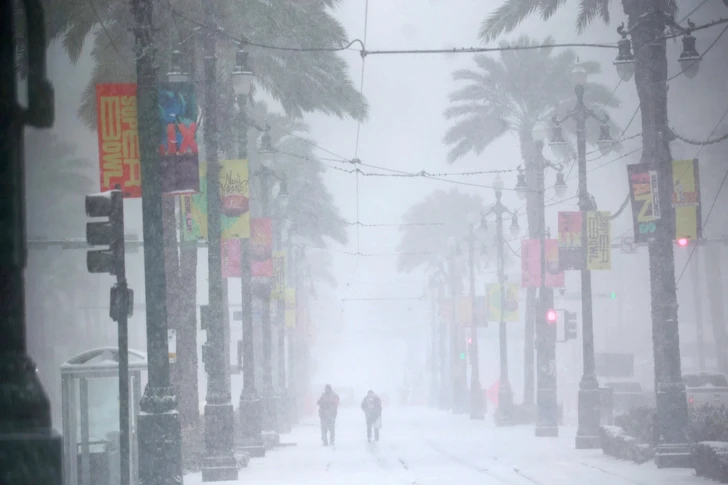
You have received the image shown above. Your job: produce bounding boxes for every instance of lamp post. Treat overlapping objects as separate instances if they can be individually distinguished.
[255,156,287,444]
[0,1,63,484]
[447,239,468,414]
[482,175,520,424]
[610,4,716,466]
[129,0,183,482]
[515,128,568,438]
[428,270,445,409]
[463,213,486,420]
[232,46,266,458]
[275,205,292,434]
[549,63,612,449]
[201,3,237,479]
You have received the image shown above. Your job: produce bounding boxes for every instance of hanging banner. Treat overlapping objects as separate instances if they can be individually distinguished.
[96,83,141,197]
[158,82,199,194]
[521,239,565,288]
[180,160,251,241]
[486,283,519,322]
[558,212,583,271]
[628,160,702,243]
[272,251,287,299]
[222,239,242,278]
[285,289,296,328]
[627,164,659,243]
[251,218,273,277]
[673,159,702,240]
[586,211,612,270]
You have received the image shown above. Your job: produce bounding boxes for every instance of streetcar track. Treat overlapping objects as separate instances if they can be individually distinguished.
[579,461,645,485]
[423,440,538,485]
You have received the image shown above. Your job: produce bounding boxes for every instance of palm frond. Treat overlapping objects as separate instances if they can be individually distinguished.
[479,0,542,42]
[577,0,611,34]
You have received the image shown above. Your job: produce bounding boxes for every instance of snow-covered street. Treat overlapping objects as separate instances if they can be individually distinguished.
[186,407,707,485]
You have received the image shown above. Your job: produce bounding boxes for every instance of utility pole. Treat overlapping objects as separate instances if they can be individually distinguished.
[691,245,705,371]
[129,0,182,483]
[200,1,237,480]
[466,224,484,420]
[275,221,291,433]
[534,141,558,438]
[618,1,690,466]
[233,47,265,457]
[0,1,62,484]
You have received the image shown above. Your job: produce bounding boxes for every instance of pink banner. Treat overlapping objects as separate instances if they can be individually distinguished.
[222,239,241,278]
[521,239,565,288]
[251,218,273,277]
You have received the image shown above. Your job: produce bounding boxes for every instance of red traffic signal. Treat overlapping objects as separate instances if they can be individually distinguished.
[546,309,558,324]
[677,237,689,247]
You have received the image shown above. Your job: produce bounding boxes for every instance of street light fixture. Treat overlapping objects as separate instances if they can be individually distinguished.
[233,44,266,458]
[514,169,528,201]
[679,28,701,79]
[167,48,189,83]
[232,46,253,99]
[614,24,635,82]
[597,122,613,156]
[483,180,519,425]
[554,170,568,199]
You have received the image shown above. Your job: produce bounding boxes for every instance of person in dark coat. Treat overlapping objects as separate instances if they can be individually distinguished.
[361,389,382,442]
[317,384,340,446]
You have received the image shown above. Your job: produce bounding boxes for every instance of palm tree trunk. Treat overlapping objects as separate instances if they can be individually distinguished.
[703,243,728,374]
[520,131,539,407]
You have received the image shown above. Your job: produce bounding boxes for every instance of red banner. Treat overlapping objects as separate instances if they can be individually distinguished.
[222,239,241,278]
[96,84,141,197]
[251,218,273,277]
[521,239,564,288]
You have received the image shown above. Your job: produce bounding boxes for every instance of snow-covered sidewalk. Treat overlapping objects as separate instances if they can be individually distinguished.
[185,407,710,485]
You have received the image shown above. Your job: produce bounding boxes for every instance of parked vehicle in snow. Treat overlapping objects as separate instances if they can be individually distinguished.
[683,372,728,409]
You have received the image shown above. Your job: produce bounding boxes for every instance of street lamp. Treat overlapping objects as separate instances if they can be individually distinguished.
[464,212,486,420]
[232,44,266,458]
[551,61,607,449]
[610,9,716,467]
[446,236,467,414]
[482,176,519,425]
[201,11,237,480]
[275,194,292,434]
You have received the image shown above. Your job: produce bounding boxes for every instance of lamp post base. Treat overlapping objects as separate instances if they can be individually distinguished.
[202,402,238,482]
[469,382,485,420]
[495,383,515,426]
[239,391,265,458]
[0,430,62,485]
[575,385,601,449]
[277,389,292,434]
[138,410,183,485]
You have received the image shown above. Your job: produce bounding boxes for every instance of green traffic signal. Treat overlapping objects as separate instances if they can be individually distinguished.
[610,292,616,299]
[460,352,466,360]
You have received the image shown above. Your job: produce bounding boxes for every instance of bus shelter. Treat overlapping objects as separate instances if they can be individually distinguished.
[61,347,147,485]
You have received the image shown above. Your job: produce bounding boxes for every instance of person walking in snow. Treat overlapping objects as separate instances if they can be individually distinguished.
[317,384,340,446]
[361,390,382,442]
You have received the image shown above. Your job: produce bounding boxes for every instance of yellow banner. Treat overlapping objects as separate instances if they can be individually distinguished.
[673,159,701,239]
[285,289,296,328]
[586,211,611,270]
[180,159,251,241]
[486,283,519,322]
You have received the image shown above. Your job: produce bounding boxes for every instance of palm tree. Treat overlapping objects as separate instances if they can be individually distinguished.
[396,188,485,277]
[40,0,368,129]
[443,36,618,405]
[38,0,366,432]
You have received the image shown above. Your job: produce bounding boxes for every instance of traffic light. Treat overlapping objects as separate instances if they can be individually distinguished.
[676,237,689,247]
[546,308,558,324]
[564,311,578,340]
[85,189,124,275]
